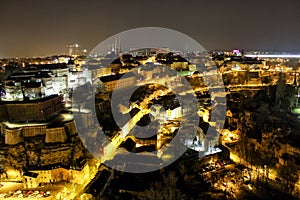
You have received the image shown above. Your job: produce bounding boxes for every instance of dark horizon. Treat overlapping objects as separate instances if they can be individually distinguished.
[1,0,300,58]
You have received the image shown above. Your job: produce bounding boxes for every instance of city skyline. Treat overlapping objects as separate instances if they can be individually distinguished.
[1,0,300,199]
[1,0,300,57]
[0,48,299,199]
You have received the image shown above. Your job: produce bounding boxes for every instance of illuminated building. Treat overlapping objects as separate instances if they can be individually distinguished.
[23,157,90,188]
[23,172,39,188]
[98,73,136,93]
[3,71,53,101]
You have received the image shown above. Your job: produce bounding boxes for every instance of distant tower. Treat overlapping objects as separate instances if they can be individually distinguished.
[67,44,73,56]
[114,38,117,53]
[118,36,121,53]
[66,44,80,56]
[111,36,121,53]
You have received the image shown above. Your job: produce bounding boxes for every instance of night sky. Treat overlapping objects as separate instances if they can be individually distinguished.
[1,0,300,57]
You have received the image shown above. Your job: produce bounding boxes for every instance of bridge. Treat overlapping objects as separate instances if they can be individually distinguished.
[245,54,300,58]
[226,84,270,92]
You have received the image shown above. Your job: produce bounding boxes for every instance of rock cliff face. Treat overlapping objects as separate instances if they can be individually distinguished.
[0,134,87,170]
[0,109,96,173]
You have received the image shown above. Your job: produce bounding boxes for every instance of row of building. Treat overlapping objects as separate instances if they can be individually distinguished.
[2,63,92,101]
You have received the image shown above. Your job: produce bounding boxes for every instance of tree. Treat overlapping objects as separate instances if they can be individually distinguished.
[137,171,186,200]
[279,161,299,194]
[236,131,247,163]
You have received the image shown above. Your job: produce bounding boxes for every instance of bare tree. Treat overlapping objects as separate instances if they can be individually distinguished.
[279,161,299,194]
[137,171,186,200]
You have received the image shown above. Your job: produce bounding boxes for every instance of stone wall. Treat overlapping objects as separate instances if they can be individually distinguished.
[4,128,23,145]
[0,95,64,122]
[22,126,47,137]
[3,119,78,145]
[65,121,77,136]
[45,127,67,143]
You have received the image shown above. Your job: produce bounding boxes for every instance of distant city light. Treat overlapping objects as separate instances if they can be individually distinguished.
[246,54,300,58]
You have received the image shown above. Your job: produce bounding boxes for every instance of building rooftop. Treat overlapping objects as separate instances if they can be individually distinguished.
[23,171,39,178]
[0,94,61,105]
[27,157,87,171]
[7,71,52,80]
[99,72,135,83]
[23,64,68,72]
[87,169,111,196]
[22,81,42,88]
